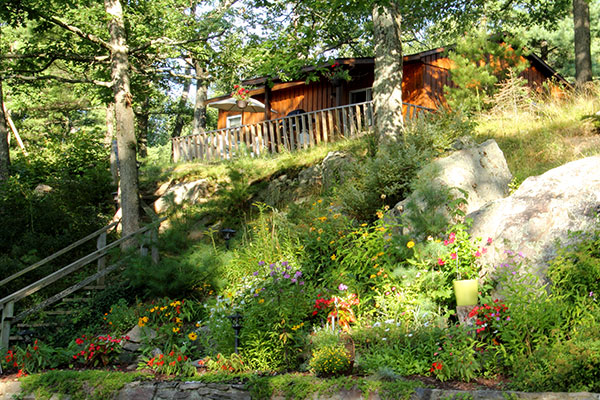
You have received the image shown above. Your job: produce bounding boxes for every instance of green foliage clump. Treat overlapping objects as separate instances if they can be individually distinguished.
[309,344,352,377]
[338,114,459,221]
[19,370,147,400]
[446,29,529,114]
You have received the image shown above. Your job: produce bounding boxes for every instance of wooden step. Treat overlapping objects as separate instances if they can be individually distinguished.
[61,297,90,303]
[83,285,106,291]
[17,322,59,328]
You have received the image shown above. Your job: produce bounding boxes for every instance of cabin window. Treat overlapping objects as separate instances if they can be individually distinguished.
[349,87,373,104]
[226,115,242,128]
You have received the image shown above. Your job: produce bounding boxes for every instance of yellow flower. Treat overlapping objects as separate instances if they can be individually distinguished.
[317,199,322,203]
[333,214,340,219]
[318,216,327,222]
[376,211,384,219]
[175,317,182,323]
[195,322,200,328]
[329,240,335,245]
[377,252,384,257]
[407,241,415,248]
[188,332,198,341]
[331,254,337,261]
[318,228,323,234]
[361,223,368,227]
[172,327,180,333]
[370,274,376,279]
[258,299,265,304]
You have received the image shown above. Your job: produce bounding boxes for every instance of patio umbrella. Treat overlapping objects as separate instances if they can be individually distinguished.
[208,97,276,113]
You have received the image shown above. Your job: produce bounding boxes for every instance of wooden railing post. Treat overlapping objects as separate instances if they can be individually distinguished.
[151,226,160,265]
[1,301,15,351]
[96,231,107,286]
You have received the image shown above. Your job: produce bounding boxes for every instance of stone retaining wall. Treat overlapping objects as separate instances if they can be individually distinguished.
[2,379,600,400]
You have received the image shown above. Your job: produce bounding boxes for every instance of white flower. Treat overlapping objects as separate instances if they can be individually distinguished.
[385,319,394,324]
[424,322,430,327]
[385,328,390,332]
[382,337,387,341]
[396,322,401,327]
[373,322,381,328]
[407,333,413,337]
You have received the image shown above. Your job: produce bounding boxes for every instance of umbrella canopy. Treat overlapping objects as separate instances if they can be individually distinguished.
[208,97,274,113]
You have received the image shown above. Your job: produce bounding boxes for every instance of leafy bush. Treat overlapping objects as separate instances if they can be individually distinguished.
[353,324,442,376]
[141,346,197,377]
[2,340,69,375]
[309,344,352,377]
[71,334,129,367]
[430,325,480,382]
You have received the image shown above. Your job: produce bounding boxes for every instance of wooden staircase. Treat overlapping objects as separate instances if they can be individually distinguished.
[0,217,165,352]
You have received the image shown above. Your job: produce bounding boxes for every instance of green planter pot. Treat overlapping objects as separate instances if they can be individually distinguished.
[453,279,478,306]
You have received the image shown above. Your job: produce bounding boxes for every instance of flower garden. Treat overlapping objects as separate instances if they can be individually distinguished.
[3,194,600,397]
[2,100,600,397]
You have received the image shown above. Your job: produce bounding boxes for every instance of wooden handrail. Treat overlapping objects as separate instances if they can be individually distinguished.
[0,218,164,309]
[0,221,120,288]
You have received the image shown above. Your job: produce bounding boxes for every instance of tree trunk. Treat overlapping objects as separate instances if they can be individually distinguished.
[171,68,192,138]
[372,3,404,142]
[105,103,119,185]
[192,59,207,136]
[136,97,149,158]
[573,0,593,85]
[105,0,140,244]
[0,79,10,182]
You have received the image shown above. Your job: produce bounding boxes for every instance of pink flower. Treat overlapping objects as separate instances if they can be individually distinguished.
[450,253,457,260]
[474,251,482,257]
[487,237,493,245]
[438,258,445,266]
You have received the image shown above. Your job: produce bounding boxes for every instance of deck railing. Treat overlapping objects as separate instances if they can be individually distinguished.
[171,100,433,162]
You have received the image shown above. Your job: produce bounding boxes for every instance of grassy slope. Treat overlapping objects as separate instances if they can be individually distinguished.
[473,88,600,184]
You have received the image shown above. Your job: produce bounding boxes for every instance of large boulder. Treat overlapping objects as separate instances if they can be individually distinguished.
[153,179,216,213]
[469,156,600,274]
[392,139,512,227]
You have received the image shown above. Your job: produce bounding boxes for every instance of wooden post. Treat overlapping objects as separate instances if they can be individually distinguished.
[1,301,14,350]
[151,227,159,265]
[96,232,107,286]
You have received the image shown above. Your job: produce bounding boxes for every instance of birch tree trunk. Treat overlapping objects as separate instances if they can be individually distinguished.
[105,0,140,244]
[0,78,10,182]
[192,59,207,136]
[573,0,593,85]
[372,3,404,142]
[171,68,192,138]
[105,103,119,185]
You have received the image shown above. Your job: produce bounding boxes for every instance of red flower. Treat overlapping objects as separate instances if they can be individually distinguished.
[75,338,84,345]
[437,258,445,266]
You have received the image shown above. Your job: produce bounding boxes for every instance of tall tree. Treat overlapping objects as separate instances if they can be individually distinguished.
[573,0,593,84]
[105,0,140,240]
[0,78,10,182]
[372,2,404,140]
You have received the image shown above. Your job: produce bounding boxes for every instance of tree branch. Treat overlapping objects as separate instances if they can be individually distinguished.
[3,74,112,87]
[2,53,109,62]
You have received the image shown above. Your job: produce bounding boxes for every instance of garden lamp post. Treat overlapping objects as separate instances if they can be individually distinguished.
[221,228,236,249]
[228,312,243,354]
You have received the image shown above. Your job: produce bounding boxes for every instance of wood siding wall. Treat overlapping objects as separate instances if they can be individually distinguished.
[215,53,559,129]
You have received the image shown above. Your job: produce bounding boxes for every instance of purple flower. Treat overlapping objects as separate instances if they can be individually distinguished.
[299,281,305,286]
[258,261,266,266]
[338,283,348,291]
[269,271,275,277]
[253,293,259,297]
[496,317,500,321]
[281,261,289,267]
[283,273,290,279]
[590,291,595,297]
[295,271,302,278]
[506,316,510,321]
[291,278,297,283]
[253,271,259,276]
[269,263,275,270]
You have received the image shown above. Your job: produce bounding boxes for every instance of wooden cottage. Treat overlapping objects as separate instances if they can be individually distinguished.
[172,47,565,162]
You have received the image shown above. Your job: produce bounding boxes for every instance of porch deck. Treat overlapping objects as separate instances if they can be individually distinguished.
[171,100,433,162]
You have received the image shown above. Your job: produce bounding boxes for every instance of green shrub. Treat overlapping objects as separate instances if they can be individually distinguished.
[309,344,352,377]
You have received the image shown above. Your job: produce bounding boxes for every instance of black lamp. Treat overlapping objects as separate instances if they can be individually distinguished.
[227,312,243,354]
[221,228,236,249]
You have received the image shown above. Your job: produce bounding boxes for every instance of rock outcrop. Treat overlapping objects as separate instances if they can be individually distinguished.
[153,179,216,214]
[392,139,512,228]
[469,156,600,274]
